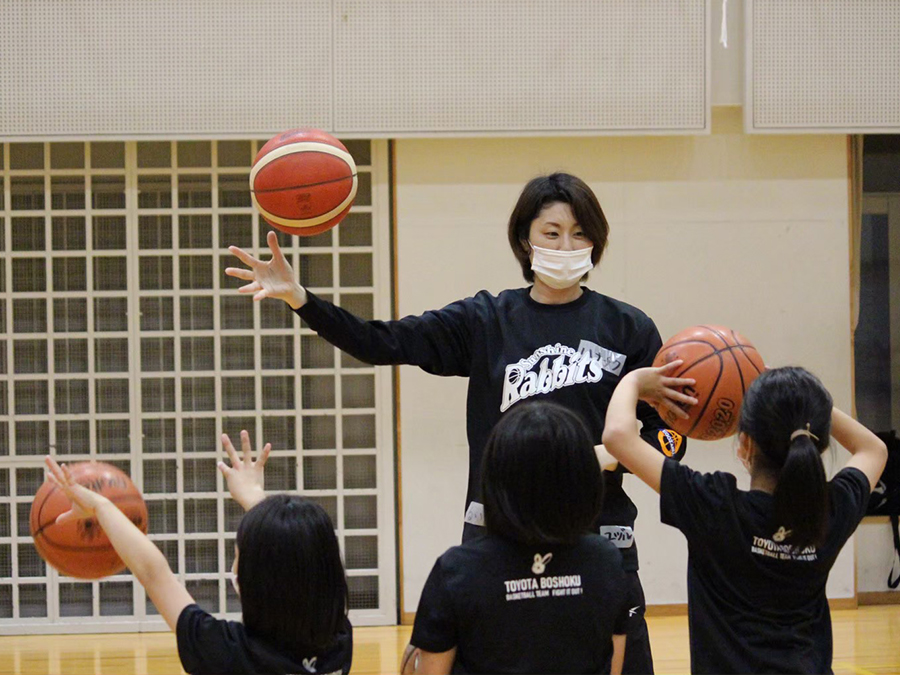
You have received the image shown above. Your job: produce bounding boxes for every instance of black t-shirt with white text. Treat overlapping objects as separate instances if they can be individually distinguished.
[176,604,352,675]
[297,287,686,571]
[411,533,635,674]
[660,460,871,674]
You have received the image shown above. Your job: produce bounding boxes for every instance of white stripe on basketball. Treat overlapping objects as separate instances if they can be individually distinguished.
[249,141,358,228]
[249,141,356,188]
[251,173,358,228]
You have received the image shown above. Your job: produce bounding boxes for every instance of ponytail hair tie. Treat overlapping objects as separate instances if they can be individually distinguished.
[790,423,820,443]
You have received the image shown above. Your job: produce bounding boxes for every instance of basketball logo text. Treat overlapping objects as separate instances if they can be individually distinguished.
[700,398,736,440]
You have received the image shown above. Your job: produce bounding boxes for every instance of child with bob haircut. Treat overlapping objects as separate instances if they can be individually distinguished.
[403,400,635,675]
[45,431,352,675]
[602,362,887,674]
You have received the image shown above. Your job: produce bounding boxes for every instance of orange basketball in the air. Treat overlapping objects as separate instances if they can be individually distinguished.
[652,325,765,441]
[30,462,148,579]
[250,128,358,237]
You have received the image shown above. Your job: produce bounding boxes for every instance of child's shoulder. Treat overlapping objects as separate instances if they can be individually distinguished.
[663,458,740,495]
[442,533,623,567]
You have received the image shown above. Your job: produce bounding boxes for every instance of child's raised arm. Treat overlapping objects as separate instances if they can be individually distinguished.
[831,407,888,491]
[218,430,271,512]
[602,361,697,493]
[45,456,194,631]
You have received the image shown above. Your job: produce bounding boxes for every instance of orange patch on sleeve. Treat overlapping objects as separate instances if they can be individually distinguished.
[658,430,683,457]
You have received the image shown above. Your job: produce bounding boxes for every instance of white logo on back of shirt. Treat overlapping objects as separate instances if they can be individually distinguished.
[302,656,317,673]
[751,536,817,562]
[500,342,625,412]
[504,555,583,602]
[772,526,791,543]
[628,606,641,617]
[531,553,552,575]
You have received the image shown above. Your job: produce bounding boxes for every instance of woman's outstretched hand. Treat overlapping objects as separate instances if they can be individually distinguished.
[630,360,698,421]
[225,230,307,309]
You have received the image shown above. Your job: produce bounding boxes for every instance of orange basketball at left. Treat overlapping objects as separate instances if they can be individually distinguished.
[30,462,148,579]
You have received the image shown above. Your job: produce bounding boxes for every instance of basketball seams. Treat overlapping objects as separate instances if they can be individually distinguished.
[33,494,147,542]
[249,141,355,186]
[35,541,119,554]
[33,482,60,537]
[669,344,754,377]
[730,329,764,376]
[701,325,747,394]
[660,338,720,354]
[250,173,358,194]
[678,352,725,437]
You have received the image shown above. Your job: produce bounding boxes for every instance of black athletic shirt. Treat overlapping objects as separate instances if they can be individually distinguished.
[660,460,871,674]
[176,604,353,675]
[411,533,635,674]
[297,287,686,570]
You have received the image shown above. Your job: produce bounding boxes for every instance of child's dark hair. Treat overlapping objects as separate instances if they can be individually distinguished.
[738,367,833,549]
[482,400,604,546]
[507,173,609,282]
[236,495,347,651]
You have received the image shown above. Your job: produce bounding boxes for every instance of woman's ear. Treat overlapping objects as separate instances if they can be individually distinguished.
[521,239,533,259]
[737,432,754,471]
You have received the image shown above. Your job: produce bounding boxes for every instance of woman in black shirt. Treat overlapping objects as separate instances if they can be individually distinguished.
[602,363,888,674]
[228,173,687,673]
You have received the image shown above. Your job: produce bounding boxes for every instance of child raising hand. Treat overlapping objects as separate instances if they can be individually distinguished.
[45,431,352,675]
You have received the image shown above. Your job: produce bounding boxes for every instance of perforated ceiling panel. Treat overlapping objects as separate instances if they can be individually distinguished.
[747,0,900,133]
[333,0,709,135]
[0,1,332,138]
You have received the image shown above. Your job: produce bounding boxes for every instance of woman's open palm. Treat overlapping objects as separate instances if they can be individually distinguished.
[225,230,305,307]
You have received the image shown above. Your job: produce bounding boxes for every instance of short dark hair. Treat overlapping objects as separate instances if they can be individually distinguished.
[236,495,348,651]
[507,173,610,282]
[738,367,833,550]
[482,400,604,545]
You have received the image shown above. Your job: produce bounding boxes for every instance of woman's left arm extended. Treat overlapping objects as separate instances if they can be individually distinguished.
[45,457,194,631]
[602,361,697,492]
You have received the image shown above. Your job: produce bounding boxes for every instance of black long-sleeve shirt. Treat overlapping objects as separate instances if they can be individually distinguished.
[296,286,686,571]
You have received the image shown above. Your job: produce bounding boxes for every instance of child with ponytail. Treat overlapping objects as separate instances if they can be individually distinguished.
[602,363,887,674]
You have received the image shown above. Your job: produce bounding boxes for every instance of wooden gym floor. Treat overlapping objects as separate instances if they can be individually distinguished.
[0,605,898,674]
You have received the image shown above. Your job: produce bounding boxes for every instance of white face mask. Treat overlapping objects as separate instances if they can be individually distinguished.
[530,243,594,289]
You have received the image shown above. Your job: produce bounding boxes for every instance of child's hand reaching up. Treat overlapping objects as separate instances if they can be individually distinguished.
[218,431,271,512]
[45,456,112,524]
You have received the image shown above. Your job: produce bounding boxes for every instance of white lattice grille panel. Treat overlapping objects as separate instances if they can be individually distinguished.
[748,0,900,132]
[0,1,332,137]
[334,0,709,134]
[0,140,396,632]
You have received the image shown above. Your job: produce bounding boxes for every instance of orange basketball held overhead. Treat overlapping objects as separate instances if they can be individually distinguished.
[250,128,358,237]
[652,325,766,441]
[30,462,148,579]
